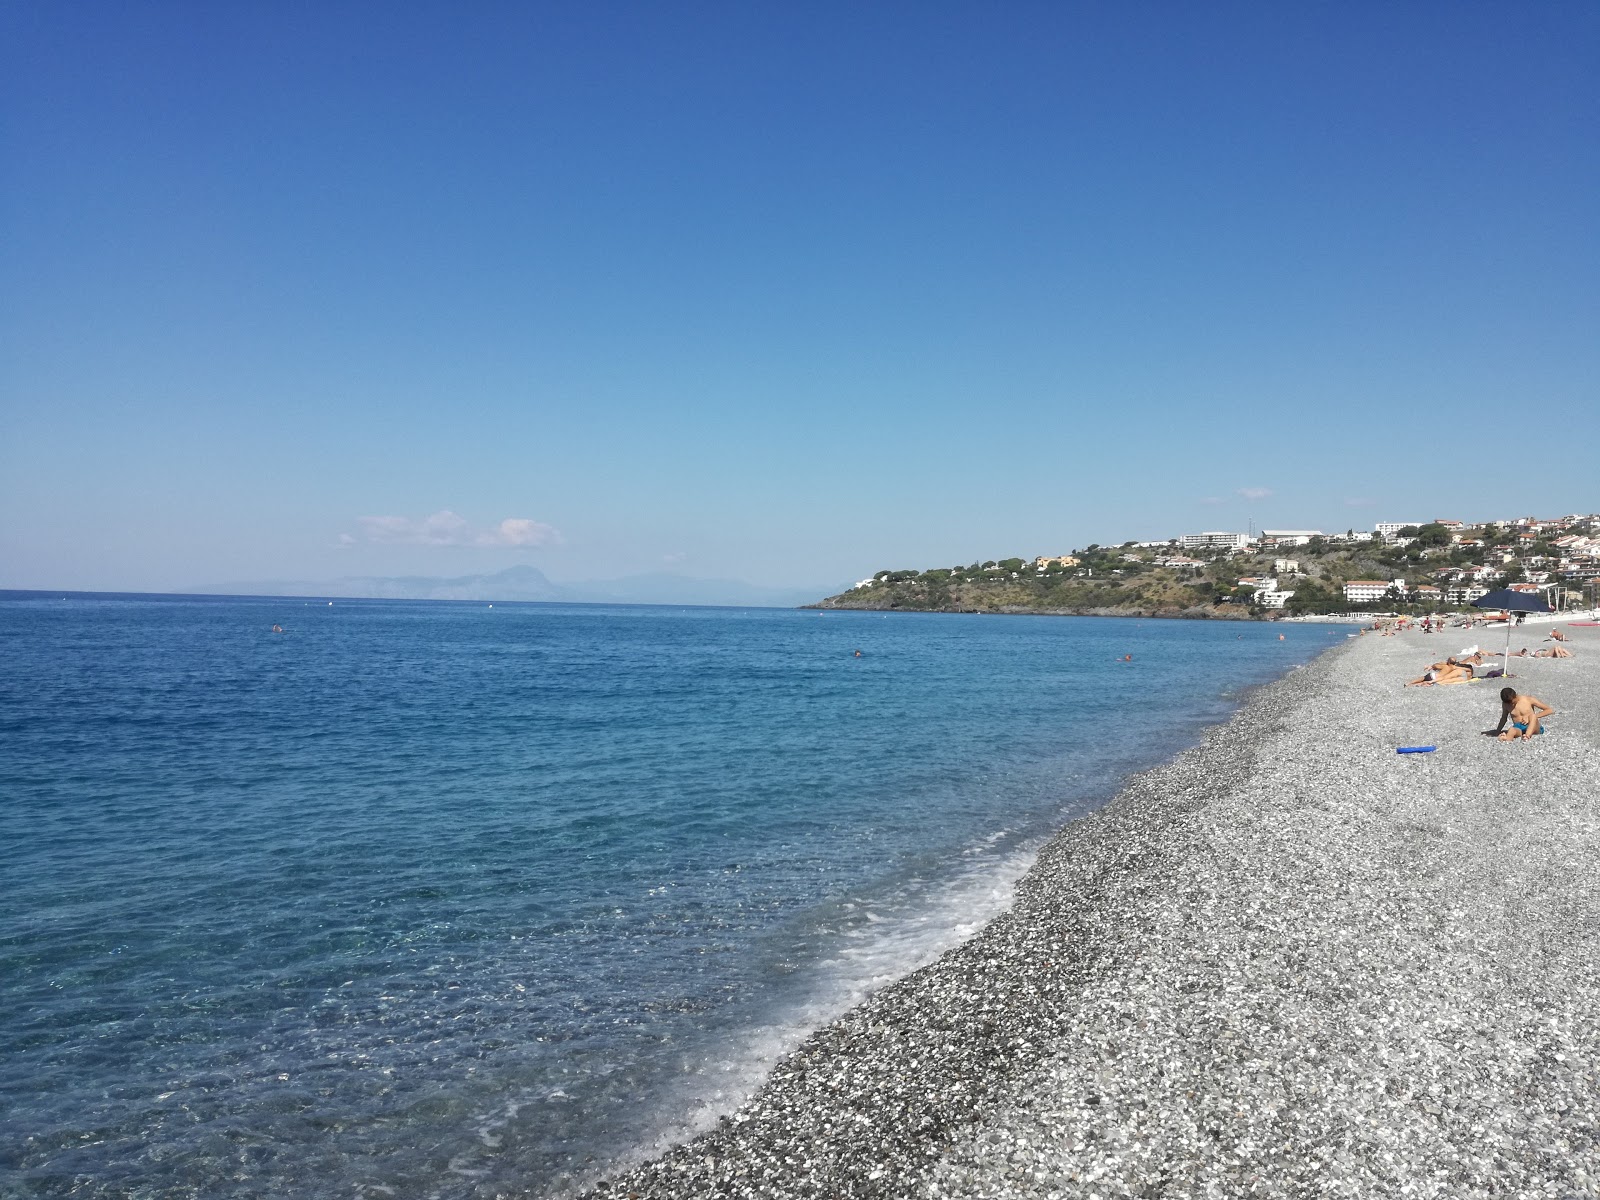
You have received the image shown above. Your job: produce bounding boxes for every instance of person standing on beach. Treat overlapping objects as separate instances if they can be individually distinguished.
[1488,687,1554,740]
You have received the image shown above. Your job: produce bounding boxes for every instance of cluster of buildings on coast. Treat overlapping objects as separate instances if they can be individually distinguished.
[849,514,1600,613]
[1152,515,1600,610]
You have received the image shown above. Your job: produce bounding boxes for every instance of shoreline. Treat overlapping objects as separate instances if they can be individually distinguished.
[587,623,1600,1196]
[803,601,1269,620]
[556,629,1345,1195]
[582,639,1342,1196]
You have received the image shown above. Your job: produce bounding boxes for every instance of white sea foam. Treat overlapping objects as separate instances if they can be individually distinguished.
[606,839,1040,1174]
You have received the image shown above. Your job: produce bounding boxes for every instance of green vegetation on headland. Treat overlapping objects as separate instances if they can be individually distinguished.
[807,517,1600,619]
[808,548,1260,619]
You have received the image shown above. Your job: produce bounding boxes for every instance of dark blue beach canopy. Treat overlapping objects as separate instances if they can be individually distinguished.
[1470,588,1553,613]
[1471,588,1553,674]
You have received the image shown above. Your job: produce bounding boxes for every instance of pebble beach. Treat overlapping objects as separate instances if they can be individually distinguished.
[590,621,1600,1199]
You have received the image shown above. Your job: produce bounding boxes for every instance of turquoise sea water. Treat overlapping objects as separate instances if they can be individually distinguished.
[0,594,1346,1197]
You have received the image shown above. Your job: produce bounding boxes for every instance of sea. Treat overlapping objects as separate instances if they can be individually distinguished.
[0,593,1347,1198]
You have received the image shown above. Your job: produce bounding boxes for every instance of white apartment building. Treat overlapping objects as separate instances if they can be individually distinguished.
[1446,585,1489,605]
[1273,558,1302,575]
[1375,522,1425,541]
[1179,531,1253,552]
[1344,579,1405,604]
[1256,589,1295,609]
[1259,530,1322,546]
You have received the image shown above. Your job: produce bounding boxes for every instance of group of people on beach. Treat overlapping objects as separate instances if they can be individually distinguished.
[1372,613,1547,638]
[1403,652,1494,687]
[1401,630,1575,688]
[1511,628,1572,658]
[1399,630,1569,741]
[1373,615,1478,637]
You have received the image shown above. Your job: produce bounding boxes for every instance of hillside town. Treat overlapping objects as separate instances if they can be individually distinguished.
[830,514,1600,618]
[1138,515,1600,612]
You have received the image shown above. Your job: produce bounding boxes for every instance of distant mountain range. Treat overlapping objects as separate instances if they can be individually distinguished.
[189,564,838,609]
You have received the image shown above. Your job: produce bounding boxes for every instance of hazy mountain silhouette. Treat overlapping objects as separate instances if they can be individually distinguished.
[190,565,837,608]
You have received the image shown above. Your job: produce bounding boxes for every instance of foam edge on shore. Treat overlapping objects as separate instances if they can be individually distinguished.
[581,640,1359,1197]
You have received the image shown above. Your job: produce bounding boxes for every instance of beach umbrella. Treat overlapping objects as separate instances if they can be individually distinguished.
[1471,588,1553,671]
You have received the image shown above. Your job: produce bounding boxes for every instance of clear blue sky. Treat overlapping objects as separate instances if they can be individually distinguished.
[4,2,1596,593]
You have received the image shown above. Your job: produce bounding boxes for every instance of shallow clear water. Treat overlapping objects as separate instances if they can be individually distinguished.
[0,594,1344,1197]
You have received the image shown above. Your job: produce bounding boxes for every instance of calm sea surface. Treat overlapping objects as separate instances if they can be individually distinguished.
[0,594,1346,1197]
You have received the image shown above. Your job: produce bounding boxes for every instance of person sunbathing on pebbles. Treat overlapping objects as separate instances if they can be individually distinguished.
[1404,658,1475,686]
[1511,645,1573,658]
[1487,687,1554,740]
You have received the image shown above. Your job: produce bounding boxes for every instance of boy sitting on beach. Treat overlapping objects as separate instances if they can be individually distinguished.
[1488,688,1554,741]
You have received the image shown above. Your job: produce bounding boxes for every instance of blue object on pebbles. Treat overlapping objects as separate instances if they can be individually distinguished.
[1396,746,1436,754]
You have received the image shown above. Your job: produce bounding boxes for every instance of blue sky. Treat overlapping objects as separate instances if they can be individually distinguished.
[3,3,1596,594]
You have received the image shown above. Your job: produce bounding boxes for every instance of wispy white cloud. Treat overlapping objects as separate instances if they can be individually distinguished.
[350,510,562,548]
[358,511,469,545]
[1236,486,1272,501]
[490,518,561,547]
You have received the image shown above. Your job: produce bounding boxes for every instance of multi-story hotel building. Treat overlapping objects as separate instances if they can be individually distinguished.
[1179,531,1252,552]
[1344,579,1404,604]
